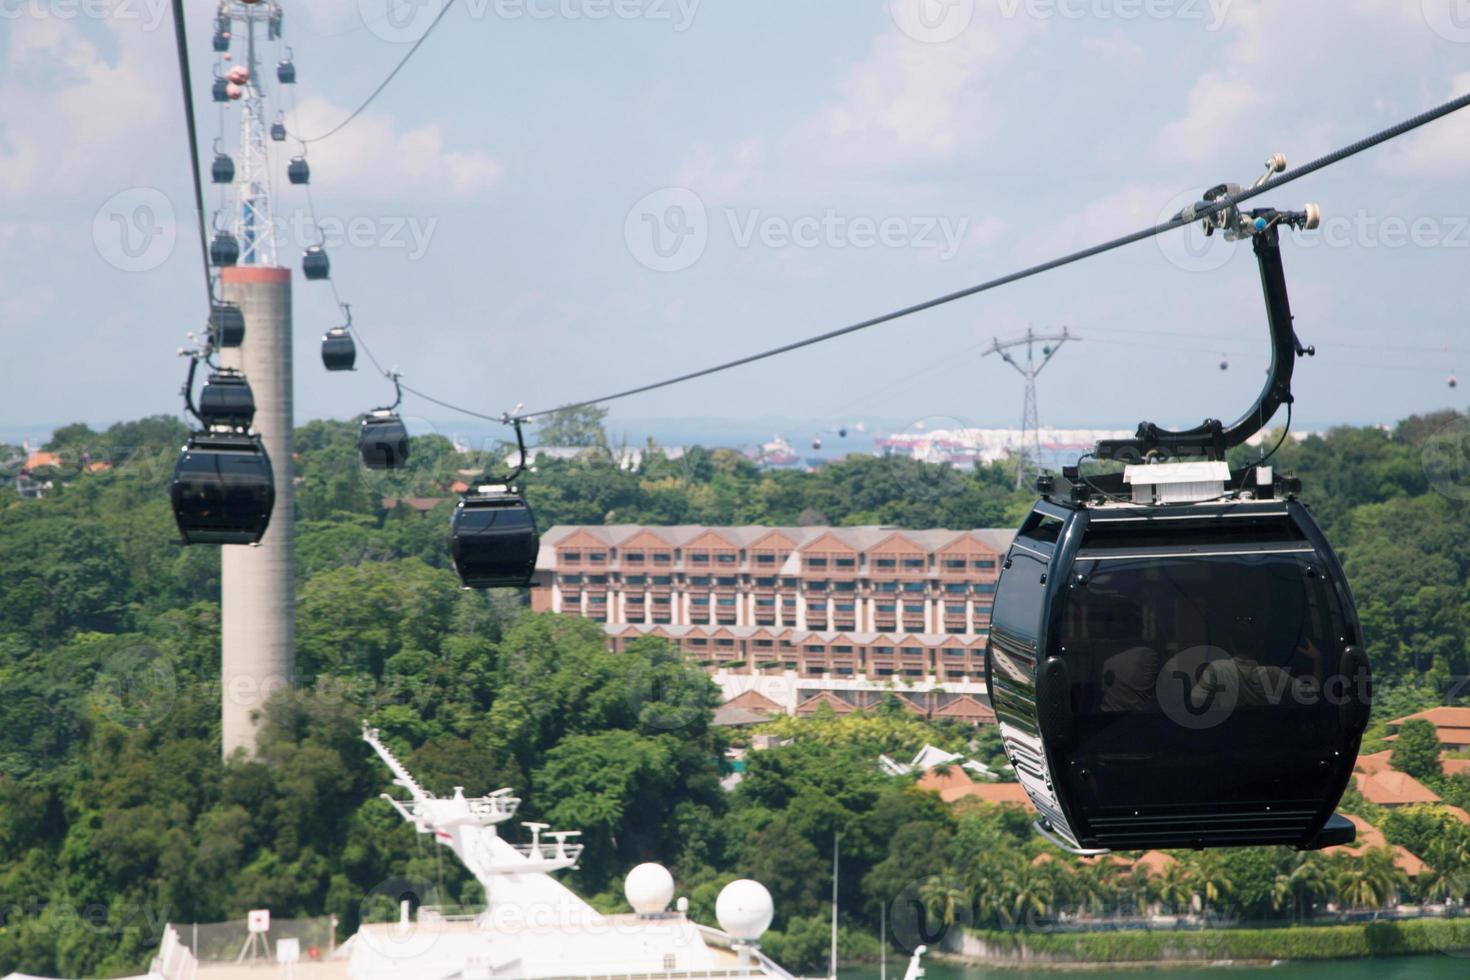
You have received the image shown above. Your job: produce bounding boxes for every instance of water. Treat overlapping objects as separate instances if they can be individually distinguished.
[841,954,1465,979]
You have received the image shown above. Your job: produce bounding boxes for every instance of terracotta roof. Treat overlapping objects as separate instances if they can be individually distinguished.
[1390,707,1470,728]
[84,460,112,473]
[1442,756,1470,777]
[1327,815,1431,876]
[961,782,1036,811]
[795,690,856,716]
[1353,770,1441,806]
[1443,805,1470,826]
[712,705,771,727]
[916,765,977,804]
[1132,851,1177,878]
[24,451,62,470]
[933,694,997,723]
[1354,750,1393,774]
[723,689,783,716]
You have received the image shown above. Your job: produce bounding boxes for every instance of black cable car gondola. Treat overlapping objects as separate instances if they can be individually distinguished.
[171,432,276,545]
[170,357,275,546]
[271,116,287,142]
[321,325,356,371]
[450,420,540,589]
[277,51,296,85]
[211,231,240,267]
[302,244,330,280]
[210,302,245,348]
[288,156,310,185]
[358,375,410,469]
[212,76,230,103]
[213,30,230,53]
[987,161,1368,854]
[212,148,235,184]
[198,369,255,429]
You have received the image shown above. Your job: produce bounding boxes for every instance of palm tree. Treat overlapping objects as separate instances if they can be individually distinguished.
[1074,861,1119,919]
[1155,860,1192,915]
[920,871,972,928]
[1005,862,1057,928]
[1272,851,1329,924]
[1186,851,1234,924]
[1336,848,1407,916]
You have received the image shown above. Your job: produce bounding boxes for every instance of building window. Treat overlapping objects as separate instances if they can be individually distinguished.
[654,552,672,563]
[902,558,926,569]
[653,576,672,586]
[626,575,647,586]
[756,553,776,564]
[716,576,738,587]
[833,581,856,593]
[589,552,607,562]
[560,575,583,585]
[974,583,997,594]
[653,595,671,605]
[875,558,896,569]
[974,559,996,569]
[717,553,737,564]
[692,596,710,606]
[625,552,645,563]
[835,557,856,569]
[902,582,925,593]
[807,557,828,569]
[755,577,777,587]
[690,576,711,587]
[943,559,967,570]
[690,552,710,564]
[874,581,897,594]
[945,583,967,594]
[717,596,737,607]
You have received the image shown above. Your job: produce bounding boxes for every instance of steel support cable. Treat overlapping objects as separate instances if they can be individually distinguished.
[496,89,1470,423]
[289,0,459,145]
[169,0,215,309]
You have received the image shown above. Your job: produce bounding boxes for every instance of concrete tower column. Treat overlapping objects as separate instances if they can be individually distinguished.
[219,266,294,758]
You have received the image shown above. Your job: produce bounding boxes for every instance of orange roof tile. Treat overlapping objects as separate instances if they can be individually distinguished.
[916,765,976,803]
[24,451,62,470]
[957,781,1036,811]
[1443,805,1470,826]
[724,689,783,716]
[1391,707,1470,728]
[1132,850,1177,878]
[1354,770,1442,806]
[1442,757,1470,777]
[1354,750,1393,775]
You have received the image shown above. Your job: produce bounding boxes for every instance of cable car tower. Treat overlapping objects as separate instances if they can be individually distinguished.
[984,327,1077,488]
[216,1,283,266]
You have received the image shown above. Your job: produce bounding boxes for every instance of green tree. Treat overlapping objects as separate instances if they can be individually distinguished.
[1390,719,1444,781]
[535,406,609,448]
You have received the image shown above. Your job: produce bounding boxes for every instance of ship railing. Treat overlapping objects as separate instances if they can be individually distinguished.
[511,840,586,864]
[693,924,796,980]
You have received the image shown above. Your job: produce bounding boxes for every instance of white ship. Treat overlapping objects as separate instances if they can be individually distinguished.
[26,726,925,980]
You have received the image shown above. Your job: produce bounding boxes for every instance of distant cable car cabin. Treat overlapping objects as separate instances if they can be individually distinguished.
[302,244,330,280]
[197,370,256,430]
[212,151,235,184]
[277,54,296,85]
[171,432,276,546]
[211,231,240,268]
[271,118,287,142]
[321,326,356,371]
[450,422,540,589]
[212,77,230,103]
[359,408,410,471]
[210,303,246,348]
[287,157,310,185]
[987,165,1368,854]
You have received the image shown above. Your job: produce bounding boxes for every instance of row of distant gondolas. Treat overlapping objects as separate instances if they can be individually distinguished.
[168,9,538,590]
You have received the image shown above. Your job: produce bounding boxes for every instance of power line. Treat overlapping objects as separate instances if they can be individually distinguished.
[501,88,1470,422]
[290,0,459,145]
[169,0,214,309]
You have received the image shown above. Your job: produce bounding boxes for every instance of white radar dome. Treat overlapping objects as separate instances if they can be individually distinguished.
[624,863,675,914]
[716,879,774,941]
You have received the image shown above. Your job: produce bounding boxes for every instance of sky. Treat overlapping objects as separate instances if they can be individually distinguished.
[1,0,1468,444]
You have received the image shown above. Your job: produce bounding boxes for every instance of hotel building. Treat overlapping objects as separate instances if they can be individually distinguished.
[530,525,1014,720]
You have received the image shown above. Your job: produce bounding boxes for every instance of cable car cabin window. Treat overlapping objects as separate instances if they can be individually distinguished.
[1054,551,1350,828]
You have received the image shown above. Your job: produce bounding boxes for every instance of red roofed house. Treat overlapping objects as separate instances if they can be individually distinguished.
[1443,756,1470,777]
[1353,769,1441,807]
[1326,813,1431,878]
[1386,707,1470,749]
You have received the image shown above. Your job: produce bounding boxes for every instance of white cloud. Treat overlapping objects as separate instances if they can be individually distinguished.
[1154,70,1264,165]
[288,96,505,200]
[1375,73,1470,178]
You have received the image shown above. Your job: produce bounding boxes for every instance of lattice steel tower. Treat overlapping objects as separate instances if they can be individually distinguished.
[984,327,1077,489]
[218,0,284,266]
